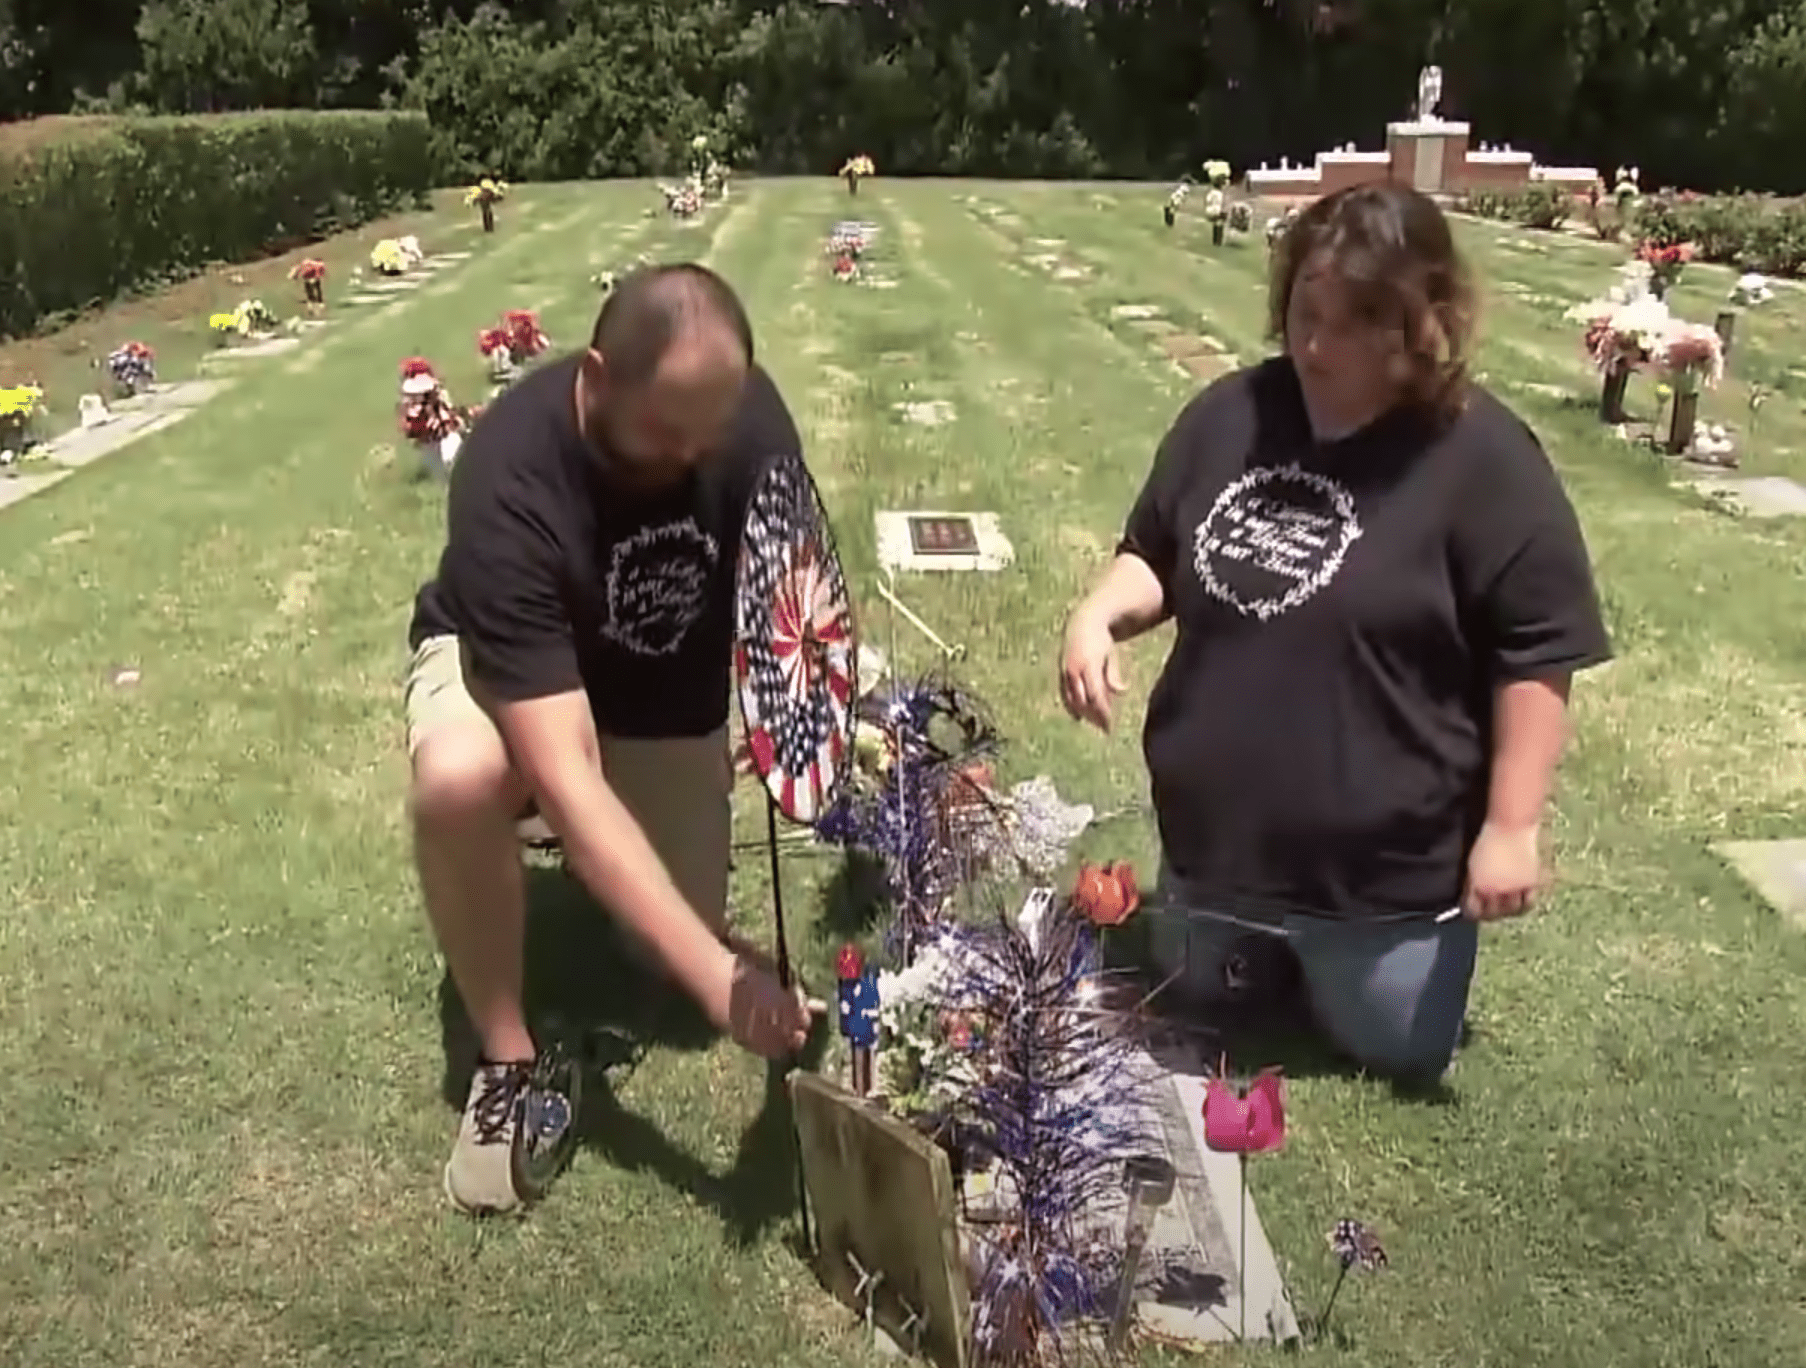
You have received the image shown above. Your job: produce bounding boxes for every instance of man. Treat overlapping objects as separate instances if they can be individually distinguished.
[405,263,820,1215]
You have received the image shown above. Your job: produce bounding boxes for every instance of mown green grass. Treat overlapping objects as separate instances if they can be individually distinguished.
[0,176,1802,1368]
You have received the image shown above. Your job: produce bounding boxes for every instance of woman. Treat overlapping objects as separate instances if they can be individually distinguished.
[1059,183,1610,1085]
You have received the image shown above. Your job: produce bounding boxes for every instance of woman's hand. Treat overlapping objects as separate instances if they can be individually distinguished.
[1462,821,1543,921]
[1060,606,1127,732]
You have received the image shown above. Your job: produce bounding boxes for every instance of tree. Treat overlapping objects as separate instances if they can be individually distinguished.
[134,0,317,112]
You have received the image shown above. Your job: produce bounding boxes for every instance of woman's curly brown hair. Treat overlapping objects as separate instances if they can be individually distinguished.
[1267,182,1479,424]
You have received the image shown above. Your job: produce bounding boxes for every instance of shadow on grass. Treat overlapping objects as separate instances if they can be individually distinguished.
[1107,919,1470,1105]
[438,863,830,1246]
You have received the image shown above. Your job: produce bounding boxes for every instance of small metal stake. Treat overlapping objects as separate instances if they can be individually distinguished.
[1106,1154,1178,1352]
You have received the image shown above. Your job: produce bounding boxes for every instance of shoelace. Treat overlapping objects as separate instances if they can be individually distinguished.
[469,1063,531,1145]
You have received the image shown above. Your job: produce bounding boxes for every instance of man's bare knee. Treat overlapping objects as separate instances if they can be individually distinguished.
[410,725,528,833]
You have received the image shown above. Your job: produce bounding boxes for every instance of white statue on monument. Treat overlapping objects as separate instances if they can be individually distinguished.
[1416,64,1443,123]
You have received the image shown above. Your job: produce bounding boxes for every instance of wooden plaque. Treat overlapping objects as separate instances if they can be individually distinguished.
[791,1073,971,1368]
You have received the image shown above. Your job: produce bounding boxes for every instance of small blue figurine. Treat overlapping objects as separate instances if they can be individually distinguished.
[837,943,881,1096]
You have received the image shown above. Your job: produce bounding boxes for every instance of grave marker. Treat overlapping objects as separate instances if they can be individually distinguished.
[876,511,1014,572]
[1715,839,1806,930]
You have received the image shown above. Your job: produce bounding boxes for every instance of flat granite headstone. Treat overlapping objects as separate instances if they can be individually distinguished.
[113,379,232,413]
[1160,334,1212,360]
[1715,838,1806,929]
[0,469,71,510]
[44,409,185,468]
[876,509,1015,572]
[204,337,301,361]
[1690,475,1806,517]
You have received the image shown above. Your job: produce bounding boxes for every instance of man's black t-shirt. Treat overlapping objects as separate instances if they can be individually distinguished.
[1120,358,1611,920]
[410,354,800,738]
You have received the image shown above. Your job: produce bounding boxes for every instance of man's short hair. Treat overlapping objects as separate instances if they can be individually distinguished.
[589,262,755,389]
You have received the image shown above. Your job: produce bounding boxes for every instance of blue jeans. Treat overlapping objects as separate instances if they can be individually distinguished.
[1149,864,1478,1084]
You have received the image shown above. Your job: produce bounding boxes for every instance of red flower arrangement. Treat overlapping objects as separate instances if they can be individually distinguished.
[501,309,549,359]
[290,258,327,307]
[477,326,511,358]
[398,358,463,444]
[1637,240,1694,271]
[1636,239,1695,296]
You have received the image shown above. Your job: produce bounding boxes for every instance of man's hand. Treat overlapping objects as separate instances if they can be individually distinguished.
[1463,821,1542,921]
[713,954,824,1060]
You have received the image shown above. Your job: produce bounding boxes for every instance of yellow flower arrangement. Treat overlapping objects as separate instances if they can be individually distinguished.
[0,382,44,457]
[840,155,875,179]
[464,178,508,208]
[370,239,408,275]
[0,383,42,419]
[208,301,277,340]
[1203,159,1232,187]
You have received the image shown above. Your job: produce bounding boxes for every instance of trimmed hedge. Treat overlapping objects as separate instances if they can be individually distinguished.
[0,109,433,339]
[1460,183,1806,277]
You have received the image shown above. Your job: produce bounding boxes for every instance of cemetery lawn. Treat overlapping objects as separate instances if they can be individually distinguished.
[1,176,1803,1367]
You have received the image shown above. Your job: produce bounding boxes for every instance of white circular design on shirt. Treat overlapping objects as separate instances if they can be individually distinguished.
[601,517,720,656]
[1191,464,1362,621]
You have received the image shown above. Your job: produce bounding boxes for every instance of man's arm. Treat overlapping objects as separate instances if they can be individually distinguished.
[493,690,736,1023]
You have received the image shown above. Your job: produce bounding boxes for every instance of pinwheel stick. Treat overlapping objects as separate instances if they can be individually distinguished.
[1317,1261,1350,1342]
[763,793,812,1251]
[1240,1152,1248,1341]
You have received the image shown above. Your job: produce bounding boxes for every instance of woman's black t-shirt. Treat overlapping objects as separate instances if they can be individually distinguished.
[1119,358,1611,920]
[409,354,800,739]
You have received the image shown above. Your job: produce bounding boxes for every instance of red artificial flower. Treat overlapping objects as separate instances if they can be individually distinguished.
[1637,239,1695,269]
[836,943,864,980]
[399,356,435,379]
[1070,860,1141,928]
[125,341,153,360]
[1203,1070,1287,1153]
[289,258,327,281]
[477,327,510,357]
[501,309,548,357]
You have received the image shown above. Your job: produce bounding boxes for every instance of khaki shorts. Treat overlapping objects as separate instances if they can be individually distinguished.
[404,634,731,932]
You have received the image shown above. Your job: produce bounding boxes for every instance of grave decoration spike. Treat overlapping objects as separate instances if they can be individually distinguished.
[812,672,1002,965]
[904,890,1158,1365]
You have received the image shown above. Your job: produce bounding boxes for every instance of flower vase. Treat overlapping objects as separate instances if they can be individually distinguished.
[1666,389,1700,455]
[1211,219,1226,245]
[1714,309,1737,361]
[480,201,495,234]
[1599,362,1631,423]
[1164,204,1176,228]
[846,173,859,196]
[1650,274,1671,303]
[303,279,324,308]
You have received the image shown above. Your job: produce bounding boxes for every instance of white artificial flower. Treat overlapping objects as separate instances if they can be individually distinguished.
[1731,272,1773,306]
